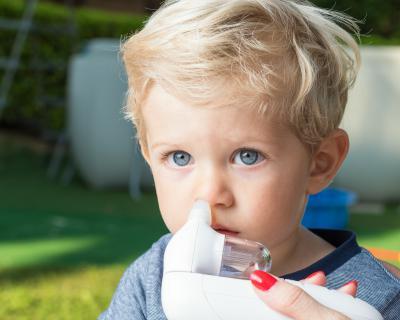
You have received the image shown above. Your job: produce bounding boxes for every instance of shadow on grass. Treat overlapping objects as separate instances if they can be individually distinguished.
[0,203,168,281]
[0,135,168,282]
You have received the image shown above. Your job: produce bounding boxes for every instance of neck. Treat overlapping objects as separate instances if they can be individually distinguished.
[269,227,335,277]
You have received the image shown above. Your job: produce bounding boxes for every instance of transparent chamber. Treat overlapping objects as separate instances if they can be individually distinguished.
[219,235,272,279]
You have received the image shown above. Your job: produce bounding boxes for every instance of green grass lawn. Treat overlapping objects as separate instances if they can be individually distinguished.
[0,133,399,319]
[350,210,400,254]
[0,134,167,319]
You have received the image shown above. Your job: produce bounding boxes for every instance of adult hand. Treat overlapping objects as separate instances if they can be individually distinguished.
[250,270,358,320]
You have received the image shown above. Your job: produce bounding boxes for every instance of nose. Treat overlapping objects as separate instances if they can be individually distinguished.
[195,166,234,210]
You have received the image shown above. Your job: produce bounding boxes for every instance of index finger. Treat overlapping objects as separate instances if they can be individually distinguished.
[251,271,350,320]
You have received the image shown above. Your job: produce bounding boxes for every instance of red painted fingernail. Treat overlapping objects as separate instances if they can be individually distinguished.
[343,279,358,288]
[305,270,325,279]
[250,270,277,291]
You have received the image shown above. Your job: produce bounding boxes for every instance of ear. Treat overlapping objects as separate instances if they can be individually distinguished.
[306,129,349,195]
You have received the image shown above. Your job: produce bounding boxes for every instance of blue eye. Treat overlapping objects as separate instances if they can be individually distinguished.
[233,149,264,166]
[170,151,192,166]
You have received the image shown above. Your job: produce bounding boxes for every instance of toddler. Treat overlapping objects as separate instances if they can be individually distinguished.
[100,0,400,319]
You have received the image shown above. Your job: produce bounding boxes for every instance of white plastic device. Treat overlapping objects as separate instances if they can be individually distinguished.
[161,200,383,320]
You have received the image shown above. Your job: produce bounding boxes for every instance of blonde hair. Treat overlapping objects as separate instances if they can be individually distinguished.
[121,0,360,150]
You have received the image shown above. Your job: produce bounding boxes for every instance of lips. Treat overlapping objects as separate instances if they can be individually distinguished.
[212,224,239,236]
[215,229,239,236]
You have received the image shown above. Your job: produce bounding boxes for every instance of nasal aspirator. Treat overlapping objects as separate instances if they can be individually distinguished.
[161,200,383,320]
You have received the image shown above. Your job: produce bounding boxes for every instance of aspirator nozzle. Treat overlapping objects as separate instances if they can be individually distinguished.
[188,200,212,225]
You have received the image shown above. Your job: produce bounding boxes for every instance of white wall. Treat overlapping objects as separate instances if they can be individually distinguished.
[334,47,400,202]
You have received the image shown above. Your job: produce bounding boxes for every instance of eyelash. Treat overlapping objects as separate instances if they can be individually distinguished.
[160,148,267,165]
[160,151,176,161]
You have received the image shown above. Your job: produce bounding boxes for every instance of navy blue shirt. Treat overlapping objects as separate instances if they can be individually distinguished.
[99,230,400,319]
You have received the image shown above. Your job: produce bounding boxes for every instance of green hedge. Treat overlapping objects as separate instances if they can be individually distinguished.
[313,0,400,39]
[0,0,399,133]
[0,0,145,133]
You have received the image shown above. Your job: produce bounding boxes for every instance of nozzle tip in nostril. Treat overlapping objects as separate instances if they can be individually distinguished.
[189,200,212,225]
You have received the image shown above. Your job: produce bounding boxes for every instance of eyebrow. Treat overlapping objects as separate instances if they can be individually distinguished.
[150,142,183,150]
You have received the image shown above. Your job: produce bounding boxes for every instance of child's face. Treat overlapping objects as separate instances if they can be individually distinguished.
[141,83,313,250]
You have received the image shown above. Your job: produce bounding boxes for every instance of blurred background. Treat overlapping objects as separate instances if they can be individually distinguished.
[0,0,399,319]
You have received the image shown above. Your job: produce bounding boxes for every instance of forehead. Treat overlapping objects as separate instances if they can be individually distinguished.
[142,83,293,146]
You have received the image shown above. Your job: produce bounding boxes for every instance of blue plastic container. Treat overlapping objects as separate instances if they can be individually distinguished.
[302,188,357,229]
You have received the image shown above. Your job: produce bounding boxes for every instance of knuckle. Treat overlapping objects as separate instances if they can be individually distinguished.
[276,285,308,310]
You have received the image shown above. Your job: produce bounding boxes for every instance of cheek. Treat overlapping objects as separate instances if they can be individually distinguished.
[238,166,308,239]
[153,173,190,234]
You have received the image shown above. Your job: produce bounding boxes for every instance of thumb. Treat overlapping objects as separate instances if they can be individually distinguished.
[250,270,349,320]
